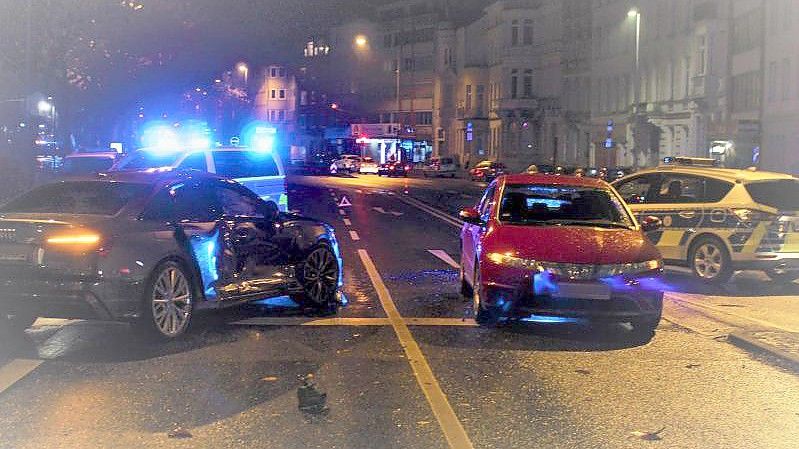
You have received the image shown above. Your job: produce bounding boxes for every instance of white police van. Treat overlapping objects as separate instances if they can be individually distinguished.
[613,157,799,283]
[112,147,289,212]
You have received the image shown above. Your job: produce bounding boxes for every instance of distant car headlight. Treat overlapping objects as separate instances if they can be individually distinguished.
[486,253,662,279]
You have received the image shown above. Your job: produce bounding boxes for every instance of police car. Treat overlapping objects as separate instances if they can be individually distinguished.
[612,157,799,283]
[111,147,289,212]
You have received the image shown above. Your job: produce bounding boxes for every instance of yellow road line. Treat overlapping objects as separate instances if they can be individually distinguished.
[358,249,474,449]
[233,317,391,326]
[0,359,42,395]
[405,317,477,327]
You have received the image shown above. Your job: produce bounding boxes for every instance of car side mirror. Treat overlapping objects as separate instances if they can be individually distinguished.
[641,216,662,233]
[459,207,484,226]
[259,201,280,221]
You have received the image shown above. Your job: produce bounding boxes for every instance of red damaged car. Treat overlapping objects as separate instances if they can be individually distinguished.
[459,174,665,334]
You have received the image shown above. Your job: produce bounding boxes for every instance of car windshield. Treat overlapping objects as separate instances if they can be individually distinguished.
[116,151,184,171]
[0,181,150,216]
[499,184,634,228]
[745,180,799,210]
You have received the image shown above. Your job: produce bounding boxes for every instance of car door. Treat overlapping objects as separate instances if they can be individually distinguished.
[212,182,291,300]
[140,181,225,302]
[614,173,667,247]
[461,182,497,284]
[211,150,288,212]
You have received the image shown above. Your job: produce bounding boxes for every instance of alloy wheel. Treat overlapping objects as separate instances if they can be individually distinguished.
[302,247,339,306]
[151,265,192,337]
[693,242,723,280]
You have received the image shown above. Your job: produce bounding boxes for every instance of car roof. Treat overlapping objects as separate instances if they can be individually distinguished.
[632,166,795,183]
[65,152,118,159]
[59,169,222,188]
[502,173,609,188]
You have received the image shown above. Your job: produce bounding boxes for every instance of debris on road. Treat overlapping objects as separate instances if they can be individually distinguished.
[167,427,193,439]
[631,427,666,441]
[298,374,328,415]
[574,369,592,375]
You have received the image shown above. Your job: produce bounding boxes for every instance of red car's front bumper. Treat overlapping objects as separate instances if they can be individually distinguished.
[477,263,664,322]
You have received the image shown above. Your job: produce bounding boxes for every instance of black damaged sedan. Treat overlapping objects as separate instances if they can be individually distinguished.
[0,171,342,339]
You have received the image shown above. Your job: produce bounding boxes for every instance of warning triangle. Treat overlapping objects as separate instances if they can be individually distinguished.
[338,196,352,208]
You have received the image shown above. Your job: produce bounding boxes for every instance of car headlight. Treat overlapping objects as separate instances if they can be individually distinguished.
[487,253,662,279]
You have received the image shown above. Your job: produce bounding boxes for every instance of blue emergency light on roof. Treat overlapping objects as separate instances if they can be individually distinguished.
[241,121,277,153]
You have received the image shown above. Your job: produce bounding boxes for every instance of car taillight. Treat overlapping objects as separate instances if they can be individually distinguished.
[46,231,105,254]
[405,165,411,171]
[732,209,776,227]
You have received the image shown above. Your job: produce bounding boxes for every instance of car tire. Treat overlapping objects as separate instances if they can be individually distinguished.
[294,244,340,315]
[459,265,473,298]
[135,260,196,340]
[472,262,500,326]
[689,236,733,284]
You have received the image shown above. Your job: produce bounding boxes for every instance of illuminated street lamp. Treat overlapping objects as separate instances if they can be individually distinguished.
[236,62,249,85]
[354,35,368,48]
[37,100,53,115]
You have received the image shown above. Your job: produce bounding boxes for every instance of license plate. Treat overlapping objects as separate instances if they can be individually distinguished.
[552,282,612,300]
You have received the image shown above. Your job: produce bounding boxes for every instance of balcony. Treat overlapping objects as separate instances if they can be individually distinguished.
[494,97,539,112]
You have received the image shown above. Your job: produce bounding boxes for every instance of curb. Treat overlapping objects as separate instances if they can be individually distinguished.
[727,331,799,372]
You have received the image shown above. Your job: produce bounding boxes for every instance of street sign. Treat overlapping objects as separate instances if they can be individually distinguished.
[229,136,240,146]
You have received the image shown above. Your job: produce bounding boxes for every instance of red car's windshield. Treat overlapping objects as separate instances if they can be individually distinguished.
[499,184,634,228]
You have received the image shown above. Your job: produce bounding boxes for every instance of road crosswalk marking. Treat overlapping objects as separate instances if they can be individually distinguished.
[0,359,42,395]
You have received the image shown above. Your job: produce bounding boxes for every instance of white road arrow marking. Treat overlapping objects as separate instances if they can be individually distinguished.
[427,250,460,269]
[372,207,404,216]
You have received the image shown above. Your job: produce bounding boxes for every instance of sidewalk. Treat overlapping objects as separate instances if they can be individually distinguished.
[665,289,799,372]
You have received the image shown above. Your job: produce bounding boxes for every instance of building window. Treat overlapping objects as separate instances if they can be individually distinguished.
[271,89,276,99]
[731,71,762,112]
[384,34,392,48]
[270,68,277,77]
[523,19,533,45]
[523,70,533,98]
[465,85,473,111]
[511,70,518,99]
[278,67,286,77]
[300,91,308,106]
[278,110,286,122]
[415,111,433,125]
[404,58,414,71]
[732,7,763,54]
[476,85,485,115]
[269,110,276,121]
[696,35,706,76]
[279,89,286,99]
[511,20,519,46]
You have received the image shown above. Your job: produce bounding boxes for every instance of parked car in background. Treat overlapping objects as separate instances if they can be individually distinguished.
[0,171,342,339]
[459,173,664,333]
[111,147,289,212]
[470,160,506,182]
[332,155,362,173]
[377,161,410,177]
[612,157,799,284]
[358,157,379,174]
[423,157,457,178]
[61,152,119,176]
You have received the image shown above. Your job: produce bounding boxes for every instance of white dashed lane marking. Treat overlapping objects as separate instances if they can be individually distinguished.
[349,230,361,241]
[427,250,460,269]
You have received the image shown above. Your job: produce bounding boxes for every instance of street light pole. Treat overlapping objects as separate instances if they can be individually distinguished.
[628,9,641,109]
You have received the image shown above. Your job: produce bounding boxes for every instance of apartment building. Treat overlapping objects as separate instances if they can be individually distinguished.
[254,65,298,133]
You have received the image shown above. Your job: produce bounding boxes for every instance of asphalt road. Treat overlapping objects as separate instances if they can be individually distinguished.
[0,173,798,449]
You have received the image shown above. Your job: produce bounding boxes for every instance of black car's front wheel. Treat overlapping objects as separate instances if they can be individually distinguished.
[295,245,340,314]
[136,260,195,340]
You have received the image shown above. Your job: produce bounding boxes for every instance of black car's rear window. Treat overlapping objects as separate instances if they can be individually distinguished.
[0,182,150,216]
[212,151,280,178]
[745,180,799,211]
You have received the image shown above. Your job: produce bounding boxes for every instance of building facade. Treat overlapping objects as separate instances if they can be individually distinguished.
[761,0,799,172]
[254,65,298,134]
